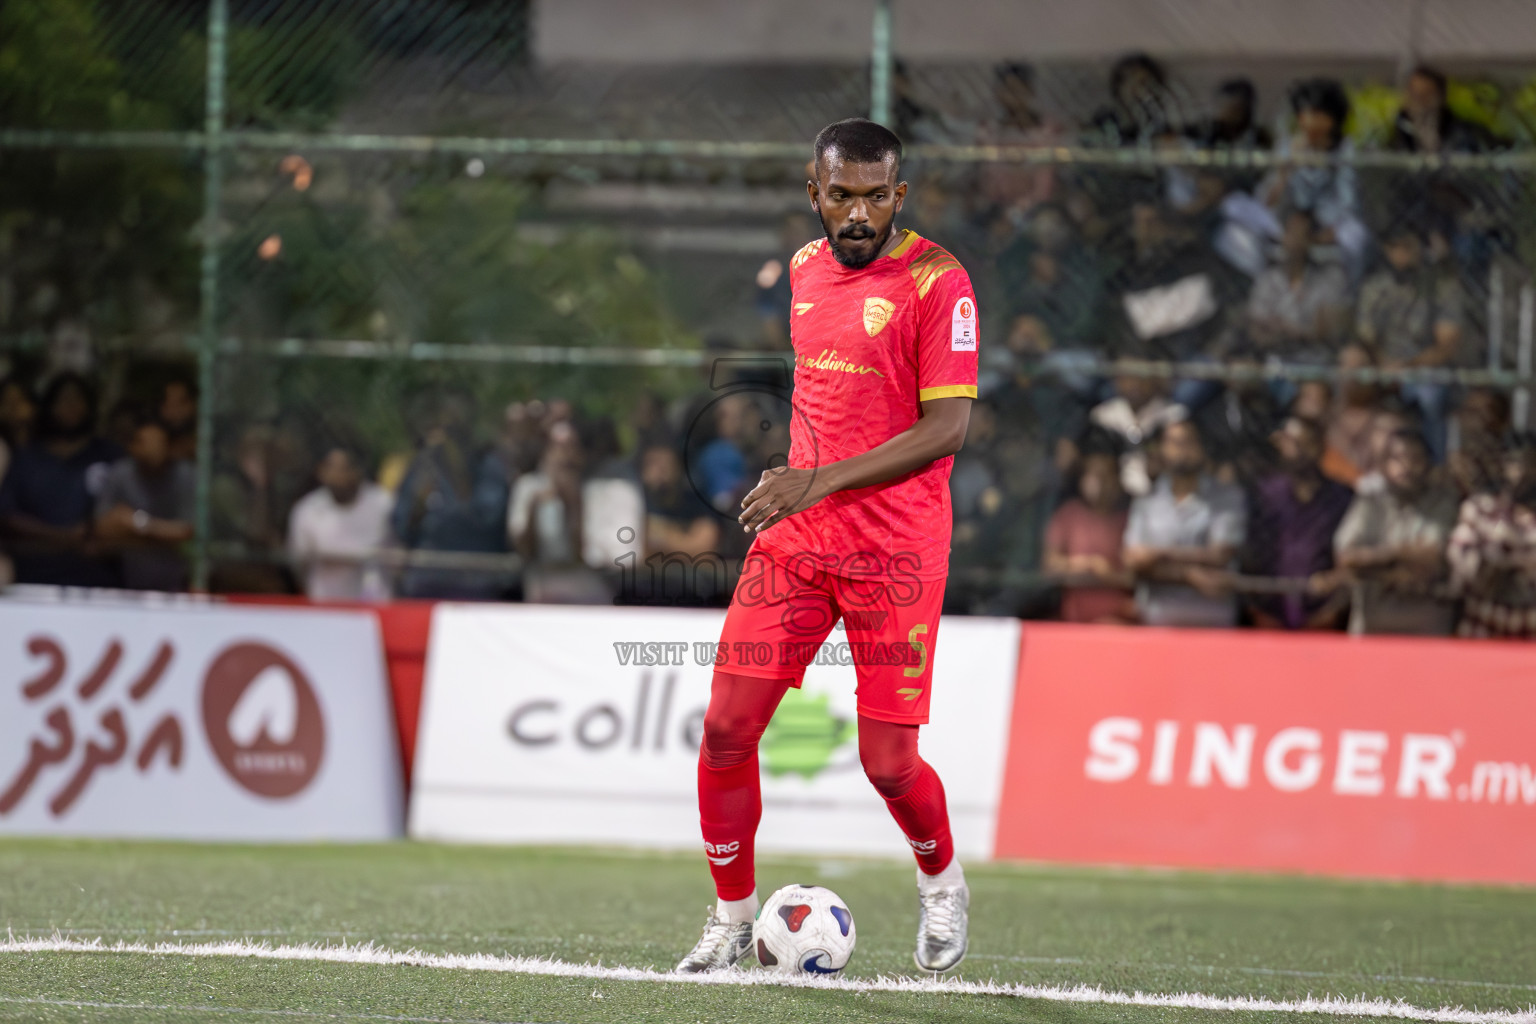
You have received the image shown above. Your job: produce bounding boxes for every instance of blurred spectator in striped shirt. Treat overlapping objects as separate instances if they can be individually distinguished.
[1448,388,1511,498]
[1448,432,1536,638]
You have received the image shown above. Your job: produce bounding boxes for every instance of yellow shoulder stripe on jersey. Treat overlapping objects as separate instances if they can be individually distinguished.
[908,246,963,299]
[912,263,960,299]
[790,238,825,269]
[908,244,950,266]
[885,229,920,259]
[918,384,978,401]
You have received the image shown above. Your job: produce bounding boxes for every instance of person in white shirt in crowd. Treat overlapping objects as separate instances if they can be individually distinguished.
[507,419,643,603]
[1123,417,1248,628]
[1245,207,1351,366]
[1331,429,1459,635]
[287,445,393,601]
[1090,375,1186,496]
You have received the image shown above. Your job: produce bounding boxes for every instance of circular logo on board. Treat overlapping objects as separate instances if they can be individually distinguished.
[201,643,325,798]
[682,356,818,522]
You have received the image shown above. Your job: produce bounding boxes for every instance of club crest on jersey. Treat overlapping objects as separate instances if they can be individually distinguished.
[863,297,897,337]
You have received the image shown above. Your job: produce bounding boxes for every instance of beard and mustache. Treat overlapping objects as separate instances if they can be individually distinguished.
[823,220,890,270]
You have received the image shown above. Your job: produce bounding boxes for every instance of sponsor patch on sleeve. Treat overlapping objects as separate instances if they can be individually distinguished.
[951,296,977,352]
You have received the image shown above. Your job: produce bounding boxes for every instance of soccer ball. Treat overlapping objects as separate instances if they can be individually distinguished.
[754,884,856,975]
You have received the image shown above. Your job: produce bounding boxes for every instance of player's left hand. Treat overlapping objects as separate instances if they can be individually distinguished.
[738,466,826,533]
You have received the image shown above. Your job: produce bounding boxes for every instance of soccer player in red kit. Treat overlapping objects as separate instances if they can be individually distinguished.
[675,118,978,975]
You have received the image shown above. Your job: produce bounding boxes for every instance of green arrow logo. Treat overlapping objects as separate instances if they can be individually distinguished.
[759,688,855,780]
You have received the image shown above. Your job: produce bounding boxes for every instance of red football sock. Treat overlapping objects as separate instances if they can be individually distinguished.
[697,671,791,901]
[858,715,955,875]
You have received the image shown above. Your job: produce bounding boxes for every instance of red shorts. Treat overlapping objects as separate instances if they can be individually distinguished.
[715,543,946,724]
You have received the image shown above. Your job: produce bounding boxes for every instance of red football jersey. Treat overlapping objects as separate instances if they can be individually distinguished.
[754,229,979,581]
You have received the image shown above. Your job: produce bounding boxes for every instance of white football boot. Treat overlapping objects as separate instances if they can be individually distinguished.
[674,907,755,974]
[914,869,969,973]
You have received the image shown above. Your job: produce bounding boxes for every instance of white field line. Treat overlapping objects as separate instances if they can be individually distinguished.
[0,995,524,1023]
[4,935,1536,1023]
[15,928,1536,996]
[12,927,1536,994]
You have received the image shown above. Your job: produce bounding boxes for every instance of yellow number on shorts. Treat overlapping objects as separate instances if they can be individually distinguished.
[903,623,928,679]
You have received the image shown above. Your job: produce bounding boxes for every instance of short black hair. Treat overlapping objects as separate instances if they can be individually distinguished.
[1503,430,1536,458]
[639,430,682,456]
[1111,52,1167,96]
[1284,412,1327,446]
[1294,377,1334,401]
[0,373,34,405]
[1387,428,1431,458]
[1281,204,1318,230]
[1289,77,1350,133]
[37,371,98,438]
[1158,414,1204,450]
[1077,425,1124,459]
[994,61,1035,90]
[813,118,903,178]
[1217,77,1257,108]
[318,442,365,468]
[1410,64,1448,98]
[162,375,198,400]
[1382,219,1426,246]
[133,415,170,439]
[1460,387,1510,421]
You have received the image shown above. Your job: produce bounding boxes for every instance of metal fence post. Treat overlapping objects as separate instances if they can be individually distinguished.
[1487,264,1503,372]
[193,0,228,592]
[1517,283,1534,431]
[870,0,894,128]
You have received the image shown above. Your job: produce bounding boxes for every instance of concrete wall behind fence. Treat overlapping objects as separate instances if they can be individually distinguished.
[535,0,1536,64]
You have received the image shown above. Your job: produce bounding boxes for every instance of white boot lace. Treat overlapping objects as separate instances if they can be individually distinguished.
[688,916,734,956]
[675,910,750,973]
[920,887,961,935]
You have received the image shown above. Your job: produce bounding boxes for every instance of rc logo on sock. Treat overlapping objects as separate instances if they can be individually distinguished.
[704,840,741,866]
[906,837,939,853]
[202,643,325,798]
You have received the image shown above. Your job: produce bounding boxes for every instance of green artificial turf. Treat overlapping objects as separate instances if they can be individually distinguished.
[0,839,1533,1023]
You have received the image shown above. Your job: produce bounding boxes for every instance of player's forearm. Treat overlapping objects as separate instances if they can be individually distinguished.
[2,513,82,543]
[150,519,194,543]
[1396,543,1447,575]
[1139,546,1236,570]
[739,400,972,533]
[1336,546,1395,571]
[1042,549,1074,575]
[1341,544,1442,574]
[815,403,969,498]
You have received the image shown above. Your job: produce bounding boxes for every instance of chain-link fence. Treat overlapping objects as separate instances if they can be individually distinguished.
[5,0,1536,635]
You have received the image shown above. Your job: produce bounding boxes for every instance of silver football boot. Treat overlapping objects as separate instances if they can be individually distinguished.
[674,908,754,974]
[914,874,970,973]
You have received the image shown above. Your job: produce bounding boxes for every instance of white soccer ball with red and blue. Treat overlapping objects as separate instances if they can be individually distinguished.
[754,884,856,975]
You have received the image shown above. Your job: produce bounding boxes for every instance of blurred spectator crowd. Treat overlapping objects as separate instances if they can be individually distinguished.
[2,57,1535,639]
[0,364,781,612]
[921,56,1536,639]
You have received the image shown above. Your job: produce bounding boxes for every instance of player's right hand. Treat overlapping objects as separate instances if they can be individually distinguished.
[738,465,825,533]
